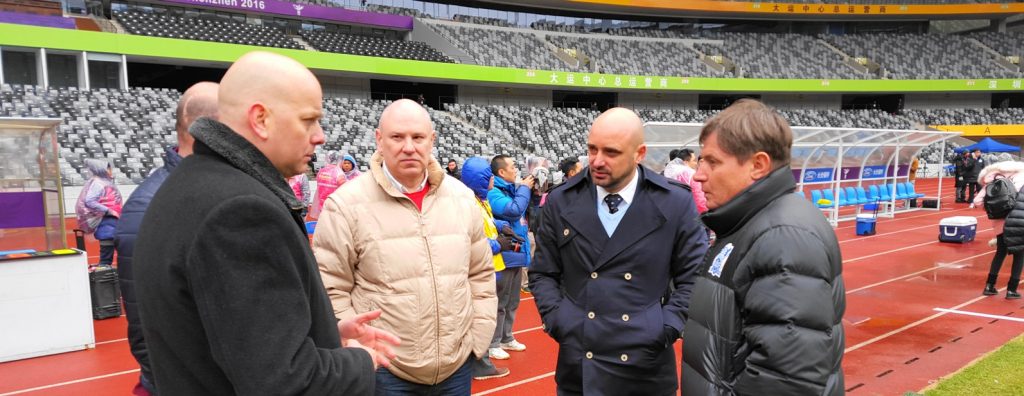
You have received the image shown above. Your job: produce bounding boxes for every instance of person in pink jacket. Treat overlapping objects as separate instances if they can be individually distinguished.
[311,150,347,220]
[973,160,1024,299]
[663,148,708,214]
[75,158,123,266]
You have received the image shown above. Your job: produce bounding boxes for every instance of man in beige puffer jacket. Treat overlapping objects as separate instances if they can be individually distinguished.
[314,99,497,393]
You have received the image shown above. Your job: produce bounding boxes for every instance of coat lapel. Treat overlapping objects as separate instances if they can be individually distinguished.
[593,184,666,270]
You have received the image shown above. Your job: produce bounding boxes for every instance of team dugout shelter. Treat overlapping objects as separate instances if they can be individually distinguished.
[642,122,961,226]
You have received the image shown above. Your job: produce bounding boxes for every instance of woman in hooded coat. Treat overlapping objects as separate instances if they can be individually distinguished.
[76,158,123,266]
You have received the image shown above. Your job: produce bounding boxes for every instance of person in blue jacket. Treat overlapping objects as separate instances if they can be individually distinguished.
[461,156,515,380]
[486,154,533,360]
[114,81,219,396]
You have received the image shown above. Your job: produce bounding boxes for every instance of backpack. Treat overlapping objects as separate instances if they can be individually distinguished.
[984,176,1018,219]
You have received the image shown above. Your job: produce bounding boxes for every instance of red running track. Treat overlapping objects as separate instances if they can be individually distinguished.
[2,178,1022,396]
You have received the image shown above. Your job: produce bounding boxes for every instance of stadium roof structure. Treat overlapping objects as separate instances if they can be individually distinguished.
[642,122,961,225]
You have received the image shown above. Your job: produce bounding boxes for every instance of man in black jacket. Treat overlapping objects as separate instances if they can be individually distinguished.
[966,148,984,205]
[953,152,967,202]
[114,81,219,395]
[682,99,845,395]
[134,51,398,395]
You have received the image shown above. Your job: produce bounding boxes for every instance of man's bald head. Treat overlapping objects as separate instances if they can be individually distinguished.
[377,98,432,131]
[590,107,645,149]
[216,51,325,177]
[375,99,435,190]
[175,81,219,157]
[218,51,321,132]
[586,107,647,193]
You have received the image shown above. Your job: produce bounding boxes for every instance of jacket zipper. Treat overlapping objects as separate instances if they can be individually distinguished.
[418,209,442,384]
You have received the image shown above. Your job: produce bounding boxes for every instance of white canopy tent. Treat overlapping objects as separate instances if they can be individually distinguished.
[642,122,962,226]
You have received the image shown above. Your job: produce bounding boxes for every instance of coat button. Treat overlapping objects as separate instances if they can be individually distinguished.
[563,228,570,236]
[588,311,595,319]
[590,272,598,279]
[622,314,629,321]
[624,273,632,280]
[586,351,593,359]
[620,354,628,362]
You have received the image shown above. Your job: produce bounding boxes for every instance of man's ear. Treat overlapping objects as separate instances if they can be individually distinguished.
[249,103,270,140]
[749,152,773,180]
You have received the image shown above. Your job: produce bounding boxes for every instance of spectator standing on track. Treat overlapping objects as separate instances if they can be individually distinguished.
[663,148,708,214]
[114,81,218,396]
[486,154,533,360]
[974,160,1024,300]
[954,152,968,202]
[682,99,845,395]
[289,172,311,218]
[966,149,985,205]
[342,153,362,180]
[76,158,122,267]
[311,150,346,220]
[461,156,514,380]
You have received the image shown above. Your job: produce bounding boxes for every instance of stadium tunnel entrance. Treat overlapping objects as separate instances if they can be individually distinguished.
[127,61,227,92]
[553,90,616,111]
[369,79,456,110]
[842,94,904,113]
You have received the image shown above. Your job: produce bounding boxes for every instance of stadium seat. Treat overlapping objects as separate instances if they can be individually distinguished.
[878,184,892,201]
[856,186,871,204]
[905,182,926,198]
[868,185,881,201]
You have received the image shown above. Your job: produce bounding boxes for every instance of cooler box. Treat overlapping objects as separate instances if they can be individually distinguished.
[856,214,876,236]
[939,216,977,243]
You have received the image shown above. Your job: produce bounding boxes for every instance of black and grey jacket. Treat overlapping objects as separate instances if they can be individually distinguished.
[681,166,846,395]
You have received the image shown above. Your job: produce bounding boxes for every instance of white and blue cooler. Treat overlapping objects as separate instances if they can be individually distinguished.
[939,216,977,243]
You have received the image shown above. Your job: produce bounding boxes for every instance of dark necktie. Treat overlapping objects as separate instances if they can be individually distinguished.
[604,193,624,214]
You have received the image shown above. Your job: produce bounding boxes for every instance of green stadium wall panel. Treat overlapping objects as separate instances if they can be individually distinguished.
[2,23,1023,93]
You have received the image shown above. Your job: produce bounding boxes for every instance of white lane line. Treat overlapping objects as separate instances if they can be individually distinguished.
[512,326,543,335]
[834,206,972,231]
[934,308,1024,323]
[95,338,127,346]
[471,371,556,396]
[845,290,1002,353]
[846,251,993,294]
[0,369,140,396]
[838,215,985,244]
[844,227,994,263]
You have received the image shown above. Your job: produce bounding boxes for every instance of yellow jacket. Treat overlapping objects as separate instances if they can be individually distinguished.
[477,198,506,272]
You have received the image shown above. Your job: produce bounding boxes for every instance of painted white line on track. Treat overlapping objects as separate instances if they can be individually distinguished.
[934,308,1024,323]
[512,326,543,335]
[471,371,556,396]
[846,251,994,294]
[0,369,140,396]
[844,227,994,263]
[838,214,985,244]
[95,338,127,346]
[845,289,1004,353]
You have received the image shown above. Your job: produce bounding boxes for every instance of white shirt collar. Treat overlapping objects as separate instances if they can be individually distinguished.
[382,161,428,193]
[596,167,639,208]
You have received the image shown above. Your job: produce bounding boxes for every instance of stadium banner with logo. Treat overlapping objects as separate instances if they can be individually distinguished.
[570,0,1024,17]
[932,125,1024,137]
[2,23,1023,93]
[161,0,413,29]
